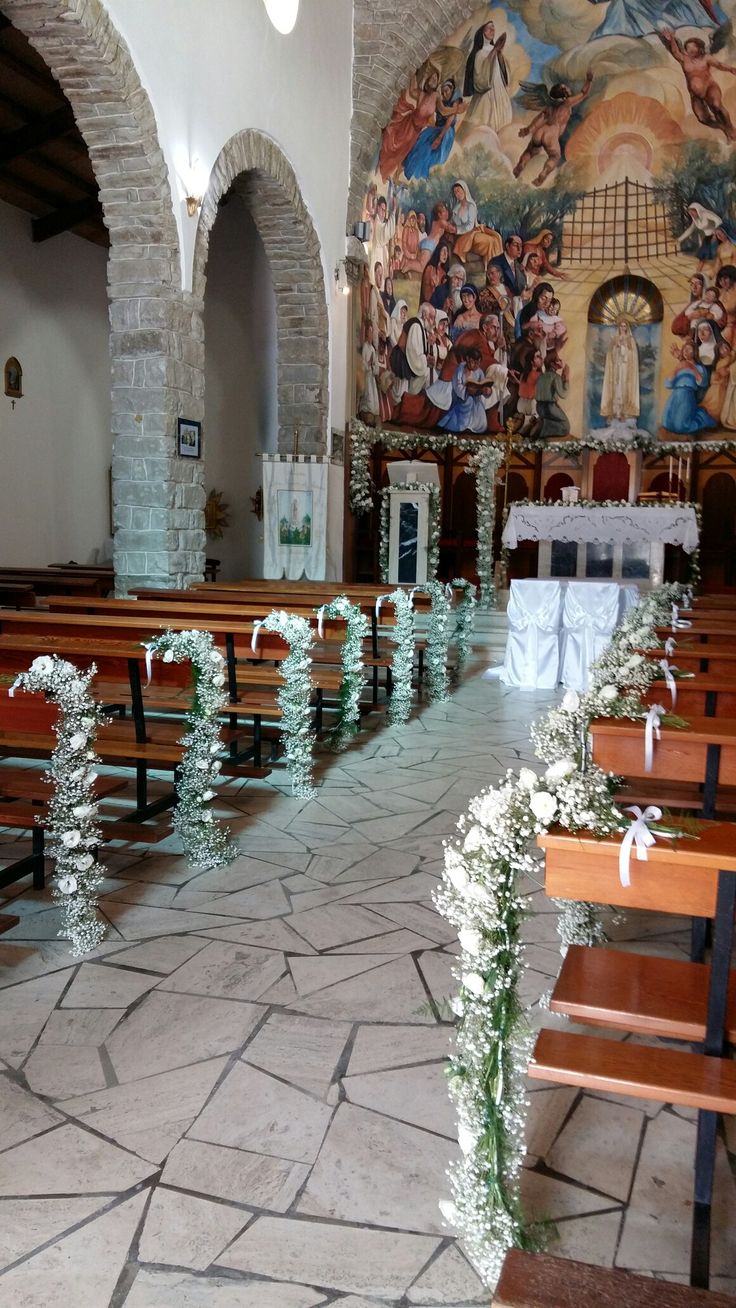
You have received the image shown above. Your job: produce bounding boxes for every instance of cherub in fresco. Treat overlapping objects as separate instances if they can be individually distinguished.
[660,29,736,140]
[513,73,594,187]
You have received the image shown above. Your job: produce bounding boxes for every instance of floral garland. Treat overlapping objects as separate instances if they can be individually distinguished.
[9,655,107,956]
[471,444,506,610]
[411,581,451,704]
[519,433,736,456]
[145,630,238,869]
[378,588,416,726]
[316,596,369,751]
[435,580,690,1284]
[450,578,477,679]
[256,610,316,798]
[378,481,441,583]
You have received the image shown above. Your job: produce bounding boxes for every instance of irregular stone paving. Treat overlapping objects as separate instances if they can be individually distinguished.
[0,666,735,1304]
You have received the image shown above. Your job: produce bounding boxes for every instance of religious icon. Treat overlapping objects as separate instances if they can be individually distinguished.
[4,357,22,407]
[600,318,640,423]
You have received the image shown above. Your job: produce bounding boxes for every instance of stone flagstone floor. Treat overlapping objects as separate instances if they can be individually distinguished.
[0,663,735,1305]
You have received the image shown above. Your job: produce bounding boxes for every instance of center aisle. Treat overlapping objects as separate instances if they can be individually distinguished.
[0,669,733,1301]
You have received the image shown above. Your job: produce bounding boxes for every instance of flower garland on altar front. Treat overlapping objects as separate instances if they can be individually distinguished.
[9,655,107,956]
[378,588,416,726]
[255,610,316,798]
[378,482,441,584]
[316,596,369,751]
[435,580,692,1284]
[145,630,238,870]
[450,578,477,679]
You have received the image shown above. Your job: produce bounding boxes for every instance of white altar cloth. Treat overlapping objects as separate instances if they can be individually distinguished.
[502,504,699,554]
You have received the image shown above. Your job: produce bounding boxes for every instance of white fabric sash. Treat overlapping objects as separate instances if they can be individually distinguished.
[671,604,692,631]
[618,804,662,887]
[664,636,677,658]
[251,620,264,654]
[659,659,678,708]
[644,703,666,772]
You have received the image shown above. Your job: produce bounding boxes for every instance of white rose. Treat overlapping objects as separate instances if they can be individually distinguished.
[85,771,98,784]
[546,758,576,784]
[75,853,95,871]
[211,761,222,774]
[561,690,580,712]
[30,655,54,677]
[624,655,644,670]
[457,1124,477,1156]
[599,685,618,703]
[439,1198,460,1227]
[57,874,78,894]
[72,804,96,820]
[163,649,174,663]
[463,971,485,997]
[463,825,485,854]
[81,717,95,730]
[210,650,225,664]
[210,741,221,754]
[518,768,538,791]
[69,733,87,751]
[201,810,214,823]
[529,791,557,823]
[458,926,482,956]
[202,789,215,802]
[449,996,464,1017]
[195,759,209,771]
[447,862,469,892]
[61,830,82,848]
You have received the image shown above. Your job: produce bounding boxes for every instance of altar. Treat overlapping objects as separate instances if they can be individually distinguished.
[501,502,700,585]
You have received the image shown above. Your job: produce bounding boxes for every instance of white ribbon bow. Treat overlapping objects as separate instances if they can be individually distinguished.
[671,604,692,631]
[659,659,678,708]
[251,620,264,654]
[644,703,666,773]
[664,636,677,658]
[143,642,154,687]
[375,595,387,619]
[445,582,453,599]
[317,605,327,640]
[7,675,21,699]
[618,804,662,887]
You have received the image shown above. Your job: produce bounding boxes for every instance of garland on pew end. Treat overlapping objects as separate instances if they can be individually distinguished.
[450,578,477,680]
[255,611,316,798]
[145,630,238,870]
[10,655,106,956]
[412,581,451,705]
[435,581,691,1286]
[316,597,369,751]
[378,589,416,726]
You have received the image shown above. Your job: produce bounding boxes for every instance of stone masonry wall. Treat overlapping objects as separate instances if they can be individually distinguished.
[349,0,479,229]
[191,130,329,456]
[5,0,206,591]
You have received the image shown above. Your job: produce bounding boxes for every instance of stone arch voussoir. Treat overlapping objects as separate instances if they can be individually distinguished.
[192,129,329,455]
[4,0,205,591]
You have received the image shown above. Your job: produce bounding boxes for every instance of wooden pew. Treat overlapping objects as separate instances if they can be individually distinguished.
[649,645,736,677]
[0,582,36,609]
[0,768,130,888]
[646,676,736,720]
[0,571,106,598]
[589,716,736,820]
[534,819,736,1287]
[493,1249,735,1307]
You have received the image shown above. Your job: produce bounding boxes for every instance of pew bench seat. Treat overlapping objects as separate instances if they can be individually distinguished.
[493,1249,734,1307]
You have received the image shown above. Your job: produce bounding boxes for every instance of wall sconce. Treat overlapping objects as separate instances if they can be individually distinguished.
[185,195,202,218]
[335,261,351,296]
[176,153,209,219]
[352,221,370,243]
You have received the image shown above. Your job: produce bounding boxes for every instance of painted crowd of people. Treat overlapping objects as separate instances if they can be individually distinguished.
[358,184,572,439]
[663,262,736,432]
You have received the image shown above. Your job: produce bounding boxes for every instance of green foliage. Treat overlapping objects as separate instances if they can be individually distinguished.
[653,141,736,238]
[398,145,585,242]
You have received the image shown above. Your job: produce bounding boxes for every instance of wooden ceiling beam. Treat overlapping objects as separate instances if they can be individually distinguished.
[0,104,76,163]
[31,194,101,242]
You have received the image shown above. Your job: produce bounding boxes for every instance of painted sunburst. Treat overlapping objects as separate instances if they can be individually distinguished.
[588,273,664,326]
[566,92,684,187]
[205,489,230,539]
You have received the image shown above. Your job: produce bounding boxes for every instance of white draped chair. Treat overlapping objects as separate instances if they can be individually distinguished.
[560,581,621,693]
[500,580,564,689]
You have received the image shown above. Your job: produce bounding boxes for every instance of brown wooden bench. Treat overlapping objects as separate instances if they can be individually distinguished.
[589,715,736,821]
[646,675,736,720]
[493,1248,735,1307]
[0,582,36,609]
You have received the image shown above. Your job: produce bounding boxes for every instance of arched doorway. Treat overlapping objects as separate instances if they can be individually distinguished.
[193,131,329,457]
[3,0,199,594]
[701,472,736,587]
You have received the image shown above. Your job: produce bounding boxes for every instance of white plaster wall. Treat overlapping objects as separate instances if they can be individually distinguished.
[203,198,277,580]
[103,0,354,430]
[0,200,111,567]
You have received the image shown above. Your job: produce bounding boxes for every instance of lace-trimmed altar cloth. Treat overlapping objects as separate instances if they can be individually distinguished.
[502,504,700,554]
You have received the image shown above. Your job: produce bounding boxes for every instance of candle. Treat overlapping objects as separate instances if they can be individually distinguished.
[669,455,673,487]
[677,456,682,493]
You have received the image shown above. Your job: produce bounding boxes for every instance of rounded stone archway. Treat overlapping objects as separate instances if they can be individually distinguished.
[192,130,329,455]
[348,0,482,228]
[3,0,205,591]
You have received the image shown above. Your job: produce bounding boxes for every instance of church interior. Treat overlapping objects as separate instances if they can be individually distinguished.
[4,1,736,1305]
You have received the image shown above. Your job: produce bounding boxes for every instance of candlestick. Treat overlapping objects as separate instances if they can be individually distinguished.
[668,455,673,490]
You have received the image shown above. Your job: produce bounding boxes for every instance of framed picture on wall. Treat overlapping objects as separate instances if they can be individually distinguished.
[177,417,201,459]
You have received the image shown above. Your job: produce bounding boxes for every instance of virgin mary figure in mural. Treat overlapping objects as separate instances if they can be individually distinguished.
[587,0,719,40]
[600,318,640,423]
[462,20,513,133]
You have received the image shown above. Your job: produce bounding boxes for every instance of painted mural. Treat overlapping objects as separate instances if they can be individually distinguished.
[356,0,736,441]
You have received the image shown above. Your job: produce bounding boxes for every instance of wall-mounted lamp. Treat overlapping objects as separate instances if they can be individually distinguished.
[352,221,370,243]
[335,261,351,296]
[185,195,202,218]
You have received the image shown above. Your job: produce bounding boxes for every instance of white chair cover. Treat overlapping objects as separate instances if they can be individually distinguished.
[560,581,621,692]
[500,580,563,689]
[619,584,640,620]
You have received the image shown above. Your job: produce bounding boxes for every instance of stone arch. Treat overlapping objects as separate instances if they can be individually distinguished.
[192,130,329,454]
[3,0,204,591]
[349,0,482,228]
